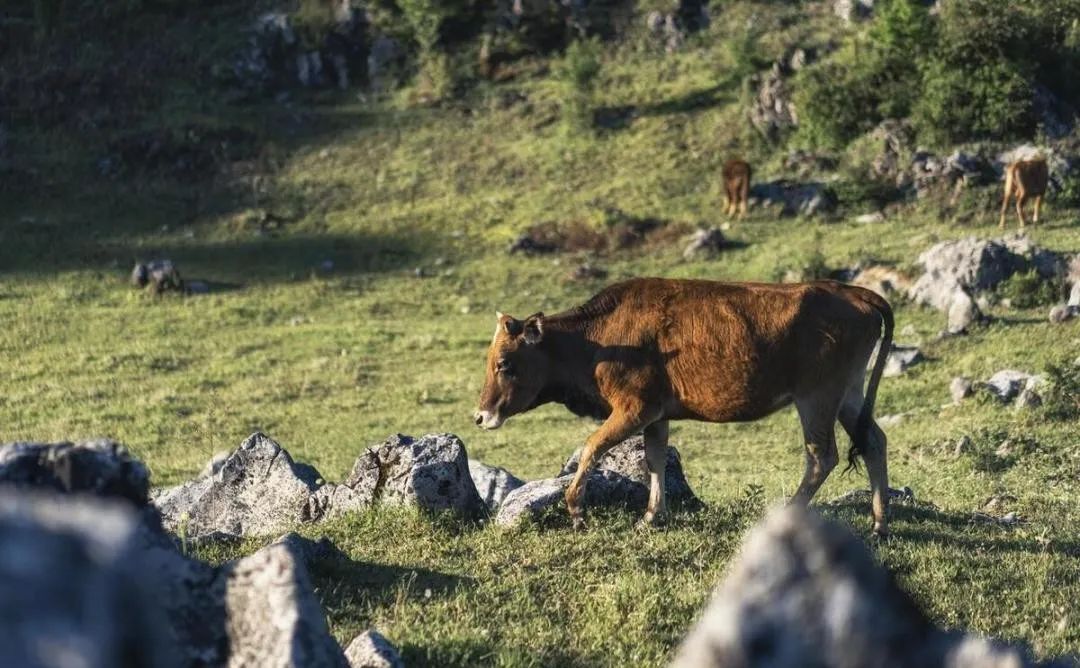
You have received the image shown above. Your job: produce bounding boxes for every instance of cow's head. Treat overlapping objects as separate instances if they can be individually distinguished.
[474,311,548,429]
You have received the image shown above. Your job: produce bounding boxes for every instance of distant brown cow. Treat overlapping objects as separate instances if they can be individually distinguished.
[999,158,1049,229]
[474,278,895,535]
[722,159,752,219]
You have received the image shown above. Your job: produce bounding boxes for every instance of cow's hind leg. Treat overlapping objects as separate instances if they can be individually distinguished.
[839,388,890,537]
[1033,194,1043,225]
[790,395,841,507]
[1016,192,1028,228]
[640,420,669,527]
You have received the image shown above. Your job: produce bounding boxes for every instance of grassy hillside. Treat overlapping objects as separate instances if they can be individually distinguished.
[2,0,1079,665]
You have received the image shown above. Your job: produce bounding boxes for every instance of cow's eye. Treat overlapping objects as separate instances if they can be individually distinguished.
[496,359,515,376]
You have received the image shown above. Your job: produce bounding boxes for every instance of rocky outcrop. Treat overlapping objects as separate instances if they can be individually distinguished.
[672,506,1071,668]
[155,432,322,541]
[469,460,525,513]
[985,370,1044,406]
[309,433,486,520]
[0,439,150,505]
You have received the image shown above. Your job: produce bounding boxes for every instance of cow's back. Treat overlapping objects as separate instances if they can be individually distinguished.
[586,278,881,422]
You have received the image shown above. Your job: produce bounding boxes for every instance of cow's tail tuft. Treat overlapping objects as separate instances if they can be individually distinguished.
[846,289,894,473]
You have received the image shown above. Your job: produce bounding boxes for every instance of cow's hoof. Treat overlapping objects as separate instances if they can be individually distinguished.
[637,512,668,530]
[571,515,588,532]
[872,522,890,540]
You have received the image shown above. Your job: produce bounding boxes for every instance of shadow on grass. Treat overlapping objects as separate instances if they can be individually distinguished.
[823,496,1080,556]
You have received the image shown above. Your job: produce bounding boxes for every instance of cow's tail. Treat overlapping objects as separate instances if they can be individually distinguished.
[846,288,894,473]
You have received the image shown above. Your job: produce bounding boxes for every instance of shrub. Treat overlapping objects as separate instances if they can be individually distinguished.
[552,37,603,131]
[997,270,1062,309]
[1043,360,1080,421]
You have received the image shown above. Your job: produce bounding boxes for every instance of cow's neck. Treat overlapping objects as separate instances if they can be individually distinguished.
[533,315,611,420]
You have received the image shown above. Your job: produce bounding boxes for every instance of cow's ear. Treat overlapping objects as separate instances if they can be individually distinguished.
[523,312,544,345]
[498,312,524,337]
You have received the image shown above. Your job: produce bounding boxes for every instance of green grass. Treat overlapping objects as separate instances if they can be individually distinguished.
[2,1,1080,664]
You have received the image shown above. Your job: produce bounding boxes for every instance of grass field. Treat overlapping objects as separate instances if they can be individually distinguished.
[2,2,1080,664]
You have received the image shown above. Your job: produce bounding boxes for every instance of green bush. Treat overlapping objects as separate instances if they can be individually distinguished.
[998,270,1062,309]
[1043,360,1080,421]
[552,37,603,131]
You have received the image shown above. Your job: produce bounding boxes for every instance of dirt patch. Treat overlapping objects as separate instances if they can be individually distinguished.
[509,211,690,256]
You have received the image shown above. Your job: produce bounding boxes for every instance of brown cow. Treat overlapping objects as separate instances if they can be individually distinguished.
[999,158,1049,229]
[474,278,895,535]
[722,159,752,219]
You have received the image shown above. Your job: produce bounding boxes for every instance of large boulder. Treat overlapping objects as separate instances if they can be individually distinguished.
[672,506,1071,668]
[558,436,699,508]
[0,491,172,668]
[154,432,322,540]
[469,459,525,513]
[309,433,486,520]
[496,436,700,526]
[0,439,150,505]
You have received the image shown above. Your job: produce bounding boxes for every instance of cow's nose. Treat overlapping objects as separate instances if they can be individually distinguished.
[474,412,484,426]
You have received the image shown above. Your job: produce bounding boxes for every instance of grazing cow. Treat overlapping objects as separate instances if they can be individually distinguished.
[999,158,1048,229]
[474,278,895,535]
[721,159,752,219]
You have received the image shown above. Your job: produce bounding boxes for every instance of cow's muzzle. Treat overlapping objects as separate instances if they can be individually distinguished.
[474,410,504,430]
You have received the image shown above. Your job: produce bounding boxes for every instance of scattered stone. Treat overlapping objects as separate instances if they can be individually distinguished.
[985,370,1041,403]
[972,510,1025,527]
[855,211,886,224]
[950,377,974,404]
[946,288,981,335]
[682,227,728,259]
[132,259,184,293]
[749,180,836,216]
[1049,304,1079,324]
[568,262,608,281]
[154,432,322,540]
[495,471,647,527]
[1015,387,1043,409]
[874,343,923,377]
[309,434,485,520]
[954,435,973,457]
[672,506,1066,668]
[0,439,150,506]
[344,629,404,668]
[748,63,798,140]
[468,460,525,513]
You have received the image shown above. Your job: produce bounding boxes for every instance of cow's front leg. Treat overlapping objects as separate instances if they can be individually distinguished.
[640,420,670,528]
[565,410,650,530]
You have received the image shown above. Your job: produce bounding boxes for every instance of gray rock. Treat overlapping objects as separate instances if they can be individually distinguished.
[999,232,1066,280]
[495,470,650,527]
[834,0,875,24]
[683,227,728,259]
[558,435,699,508]
[1049,304,1079,324]
[0,491,173,668]
[672,506,1069,668]
[223,542,348,668]
[309,434,485,520]
[749,180,836,217]
[950,377,974,403]
[748,64,797,140]
[855,211,885,224]
[910,238,1018,309]
[0,439,150,506]
[154,432,322,540]
[344,630,404,668]
[468,460,524,513]
[1015,387,1043,410]
[985,370,1042,403]
[876,343,924,377]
